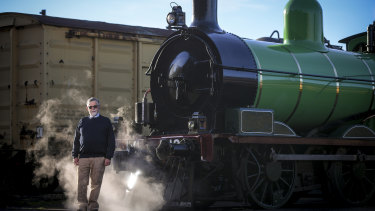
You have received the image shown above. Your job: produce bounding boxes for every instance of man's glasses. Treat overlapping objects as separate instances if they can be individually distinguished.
[88,105,98,109]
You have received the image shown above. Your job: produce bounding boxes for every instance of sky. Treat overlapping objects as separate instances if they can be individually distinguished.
[0,0,374,48]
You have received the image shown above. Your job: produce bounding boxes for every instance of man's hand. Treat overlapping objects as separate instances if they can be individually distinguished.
[104,158,111,166]
[73,157,79,166]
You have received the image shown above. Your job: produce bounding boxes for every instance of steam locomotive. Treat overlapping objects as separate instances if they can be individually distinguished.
[131,0,375,208]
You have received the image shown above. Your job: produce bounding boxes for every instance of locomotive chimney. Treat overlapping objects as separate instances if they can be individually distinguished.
[190,0,223,33]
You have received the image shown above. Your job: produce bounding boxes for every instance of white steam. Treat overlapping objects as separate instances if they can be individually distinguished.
[28,79,165,210]
[126,170,141,191]
[99,170,165,211]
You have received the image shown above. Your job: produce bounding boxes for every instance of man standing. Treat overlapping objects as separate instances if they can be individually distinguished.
[72,97,115,211]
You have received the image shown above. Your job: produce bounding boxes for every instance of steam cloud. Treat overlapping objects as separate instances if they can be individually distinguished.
[29,76,165,210]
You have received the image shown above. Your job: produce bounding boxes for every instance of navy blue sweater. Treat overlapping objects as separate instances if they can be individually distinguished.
[72,115,115,159]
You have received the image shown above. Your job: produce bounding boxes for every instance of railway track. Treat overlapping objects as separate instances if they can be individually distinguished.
[1,193,375,211]
[164,197,375,211]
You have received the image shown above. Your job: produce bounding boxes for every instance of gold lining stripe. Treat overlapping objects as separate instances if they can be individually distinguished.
[361,59,375,111]
[255,71,263,107]
[321,53,339,125]
[251,49,262,108]
[285,50,303,123]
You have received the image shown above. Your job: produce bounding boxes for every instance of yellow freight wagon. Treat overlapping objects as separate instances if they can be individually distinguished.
[0,12,172,150]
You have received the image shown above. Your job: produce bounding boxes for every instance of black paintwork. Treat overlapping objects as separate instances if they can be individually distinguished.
[148,26,257,134]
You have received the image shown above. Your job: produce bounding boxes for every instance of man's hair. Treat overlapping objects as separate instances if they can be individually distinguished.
[86,97,100,107]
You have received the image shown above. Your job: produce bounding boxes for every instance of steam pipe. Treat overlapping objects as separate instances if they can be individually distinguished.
[190,0,223,33]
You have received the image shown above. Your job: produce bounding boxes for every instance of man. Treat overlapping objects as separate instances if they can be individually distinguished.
[72,97,115,211]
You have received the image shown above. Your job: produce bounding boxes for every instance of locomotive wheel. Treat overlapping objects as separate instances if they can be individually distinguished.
[326,148,375,206]
[161,157,202,208]
[242,145,296,209]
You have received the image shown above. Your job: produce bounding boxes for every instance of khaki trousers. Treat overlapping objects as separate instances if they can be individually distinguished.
[77,157,106,211]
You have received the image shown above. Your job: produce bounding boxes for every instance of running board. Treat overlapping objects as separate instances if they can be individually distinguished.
[271,152,375,161]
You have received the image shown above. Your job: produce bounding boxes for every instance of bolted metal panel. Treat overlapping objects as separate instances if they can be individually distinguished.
[15,25,44,149]
[16,26,43,107]
[137,43,160,102]
[44,25,92,128]
[97,38,134,112]
[0,13,169,150]
[46,25,93,92]
[0,28,11,145]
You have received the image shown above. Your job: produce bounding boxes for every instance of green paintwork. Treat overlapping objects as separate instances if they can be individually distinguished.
[245,38,375,133]
[360,54,375,129]
[347,35,367,52]
[246,40,300,121]
[241,0,375,135]
[283,0,327,52]
[282,45,338,132]
[325,51,373,121]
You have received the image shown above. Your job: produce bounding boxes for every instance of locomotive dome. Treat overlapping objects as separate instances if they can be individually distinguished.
[283,0,327,52]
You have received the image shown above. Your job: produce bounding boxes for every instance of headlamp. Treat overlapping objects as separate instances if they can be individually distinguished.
[188,112,207,134]
[188,121,195,130]
[167,13,176,25]
[166,2,186,29]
